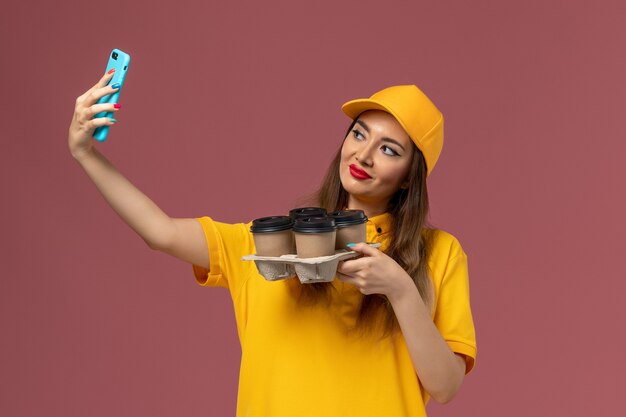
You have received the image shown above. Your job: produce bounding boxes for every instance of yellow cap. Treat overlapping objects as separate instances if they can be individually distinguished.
[341,85,444,176]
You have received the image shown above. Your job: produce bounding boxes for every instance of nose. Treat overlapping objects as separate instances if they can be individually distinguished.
[356,143,374,167]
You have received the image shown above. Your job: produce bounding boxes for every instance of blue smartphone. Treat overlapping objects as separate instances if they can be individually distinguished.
[93,48,131,142]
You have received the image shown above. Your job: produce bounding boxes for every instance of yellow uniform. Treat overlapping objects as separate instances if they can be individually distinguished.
[192,212,476,417]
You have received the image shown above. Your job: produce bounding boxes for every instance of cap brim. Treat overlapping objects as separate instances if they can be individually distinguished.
[342,99,394,121]
[341,99,414,151]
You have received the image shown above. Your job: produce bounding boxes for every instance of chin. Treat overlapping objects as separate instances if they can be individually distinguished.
[341,181,374,203]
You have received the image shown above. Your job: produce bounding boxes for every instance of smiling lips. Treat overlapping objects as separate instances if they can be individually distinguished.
[349,164,372,180]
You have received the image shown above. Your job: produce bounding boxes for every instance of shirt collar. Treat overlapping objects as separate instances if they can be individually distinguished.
[366,212,392,236]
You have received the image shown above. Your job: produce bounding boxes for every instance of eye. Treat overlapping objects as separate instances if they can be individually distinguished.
[381,145,399,156]
[352,129,365,141]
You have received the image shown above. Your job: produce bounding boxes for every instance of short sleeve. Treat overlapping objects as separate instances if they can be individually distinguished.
[431,236,477,374]
[191,217,256,296]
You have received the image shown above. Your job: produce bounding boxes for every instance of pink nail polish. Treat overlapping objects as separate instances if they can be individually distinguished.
[113,103,122,109]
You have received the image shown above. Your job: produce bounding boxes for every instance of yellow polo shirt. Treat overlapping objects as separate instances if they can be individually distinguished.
[192,213,476,417]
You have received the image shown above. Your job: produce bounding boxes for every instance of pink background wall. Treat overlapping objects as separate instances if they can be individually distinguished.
[2,1,625,415]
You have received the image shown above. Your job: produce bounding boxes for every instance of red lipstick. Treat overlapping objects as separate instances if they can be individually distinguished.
[349,164,372,180]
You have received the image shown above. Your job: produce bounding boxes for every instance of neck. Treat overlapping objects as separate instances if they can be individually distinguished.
[346,195,389,218]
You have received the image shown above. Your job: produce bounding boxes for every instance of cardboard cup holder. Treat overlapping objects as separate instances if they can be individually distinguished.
[242,243,381,284]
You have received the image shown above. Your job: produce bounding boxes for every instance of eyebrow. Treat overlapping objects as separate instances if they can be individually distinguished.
[355,119,406,152]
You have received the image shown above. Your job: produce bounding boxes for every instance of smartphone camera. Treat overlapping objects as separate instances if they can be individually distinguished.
[112,51,118,60]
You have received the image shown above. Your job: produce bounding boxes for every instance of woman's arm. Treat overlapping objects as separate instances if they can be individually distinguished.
[69,71,209,269]
[336,243,465,404]
[387,283,466,403]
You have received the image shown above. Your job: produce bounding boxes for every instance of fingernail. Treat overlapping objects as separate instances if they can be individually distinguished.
[113,103,122,109]
[107,68,116,75]
[346,243,356,248]
[111,83,120,89]
[110,118,117,123]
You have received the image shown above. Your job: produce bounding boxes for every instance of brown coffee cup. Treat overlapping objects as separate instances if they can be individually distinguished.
[250,216,295,257]
[328,210,368,249]
[293,217,337,258]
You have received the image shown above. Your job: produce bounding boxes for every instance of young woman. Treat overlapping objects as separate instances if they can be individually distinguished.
[68,73,476,417]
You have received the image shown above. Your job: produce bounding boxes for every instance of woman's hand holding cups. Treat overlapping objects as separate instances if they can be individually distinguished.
[337,243,413,302]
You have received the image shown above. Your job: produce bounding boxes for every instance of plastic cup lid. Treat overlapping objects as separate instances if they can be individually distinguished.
[293,217,336,233]
[328,210,368,226]
[289,207,328,219]
[250,216,294,233]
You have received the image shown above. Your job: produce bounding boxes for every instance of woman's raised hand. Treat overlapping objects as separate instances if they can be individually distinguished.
[68,70,121,159]
[67,72,209,269]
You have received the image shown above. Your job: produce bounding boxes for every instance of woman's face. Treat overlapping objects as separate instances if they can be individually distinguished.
[340,110,415,211]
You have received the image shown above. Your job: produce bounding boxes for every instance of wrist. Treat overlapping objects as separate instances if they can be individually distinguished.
[387,272,419,305]
[388,281,432,324]
[71,144,96,163]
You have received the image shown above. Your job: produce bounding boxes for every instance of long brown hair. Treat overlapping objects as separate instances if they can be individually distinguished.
[301,117,434,335]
